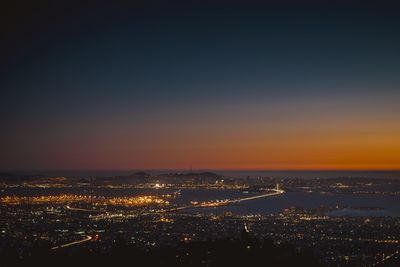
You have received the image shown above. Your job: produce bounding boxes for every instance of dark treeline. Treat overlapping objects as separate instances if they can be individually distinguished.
[1,233,323,267]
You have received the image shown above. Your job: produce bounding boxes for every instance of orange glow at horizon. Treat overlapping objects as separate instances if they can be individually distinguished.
[25,119,400,171]
[3,93,400,171]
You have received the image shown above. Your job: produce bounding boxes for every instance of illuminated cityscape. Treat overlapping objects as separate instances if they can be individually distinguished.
[1,1,400,267]
[1,172,399,266]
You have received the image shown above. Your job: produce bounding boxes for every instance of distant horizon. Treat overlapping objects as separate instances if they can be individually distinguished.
[3,168,400,180]
[3,168,400,172]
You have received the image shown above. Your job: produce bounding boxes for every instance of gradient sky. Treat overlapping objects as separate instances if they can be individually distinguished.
[1,1,400,171]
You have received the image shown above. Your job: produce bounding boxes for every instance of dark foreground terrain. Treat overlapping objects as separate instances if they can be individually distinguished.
[2,233,399,267]
[2,234,324,267]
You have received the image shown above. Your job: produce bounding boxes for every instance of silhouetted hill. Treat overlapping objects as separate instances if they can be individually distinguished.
[157,172,223,183]
[132,171,151,177]
[0,172,14,178]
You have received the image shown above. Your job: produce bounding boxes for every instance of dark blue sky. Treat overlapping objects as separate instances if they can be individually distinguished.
[1,1,400,170]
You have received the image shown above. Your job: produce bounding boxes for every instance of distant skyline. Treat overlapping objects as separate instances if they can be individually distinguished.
[1,2,400,171]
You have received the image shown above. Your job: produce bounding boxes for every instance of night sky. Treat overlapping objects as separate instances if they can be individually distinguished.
[1,1,400,171]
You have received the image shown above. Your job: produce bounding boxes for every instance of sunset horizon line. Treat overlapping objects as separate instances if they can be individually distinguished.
[3,168,400,173]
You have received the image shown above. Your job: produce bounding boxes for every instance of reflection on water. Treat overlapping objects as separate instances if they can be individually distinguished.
[193,191,400,216]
